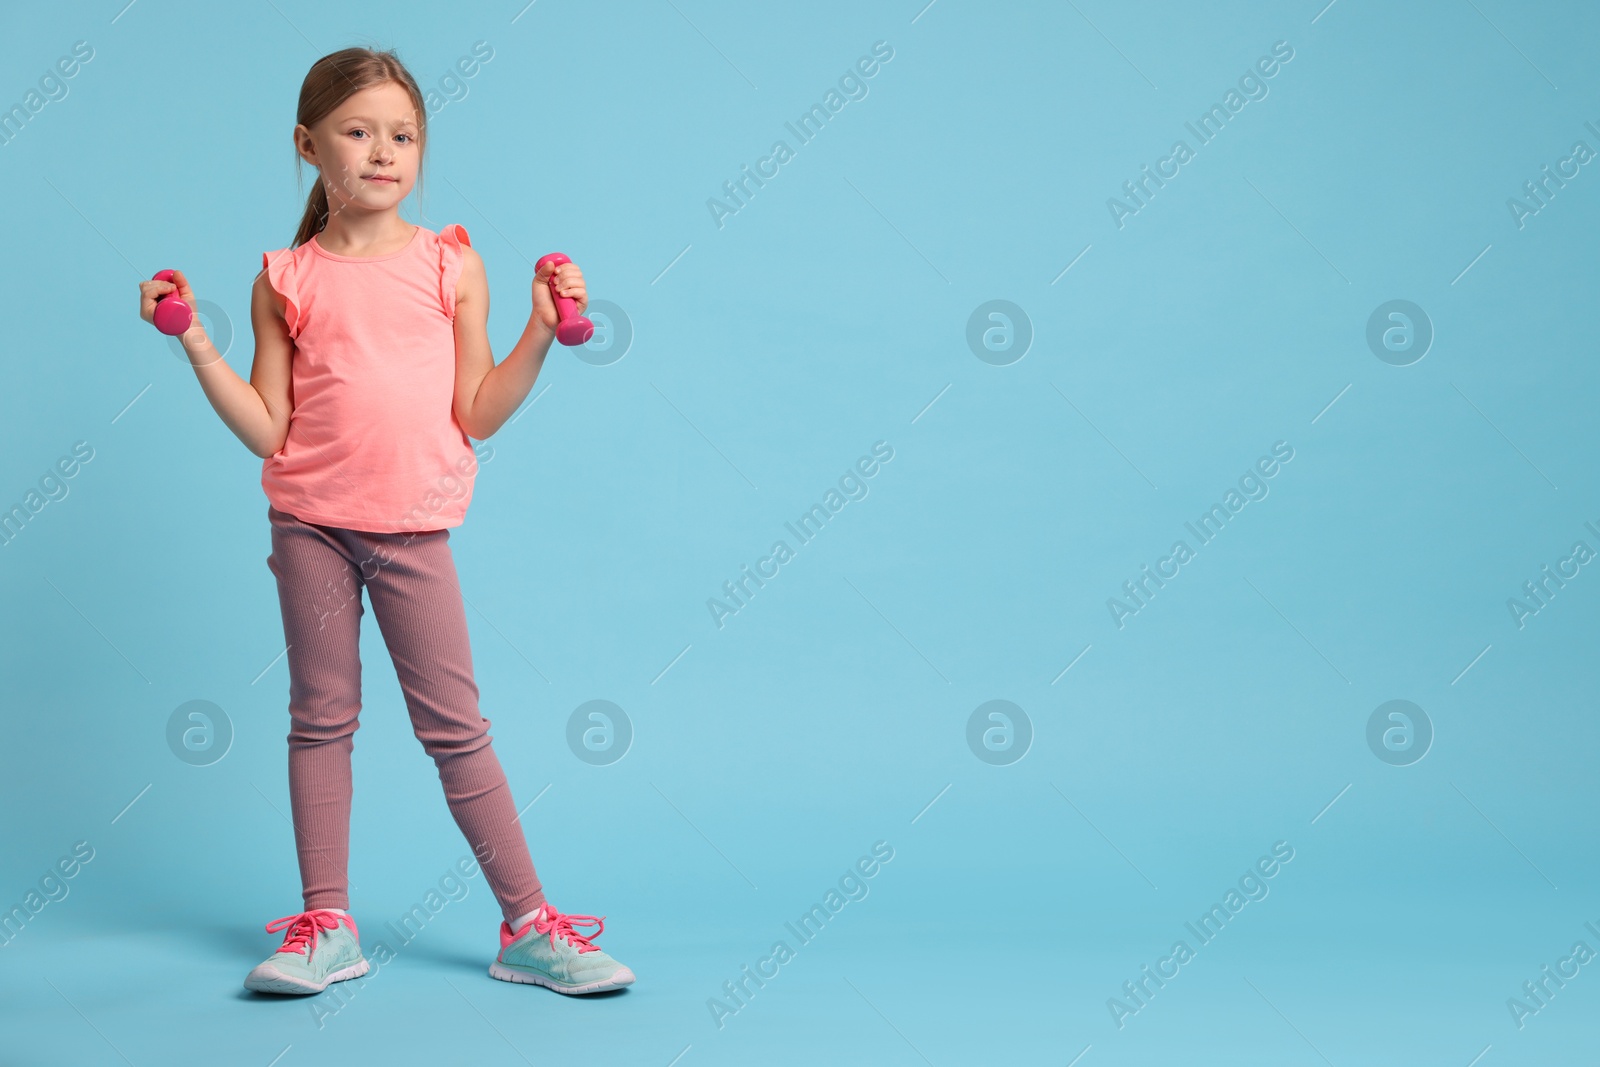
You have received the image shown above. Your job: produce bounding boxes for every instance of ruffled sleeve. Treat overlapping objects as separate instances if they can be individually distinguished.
[261,248,301,340]
[439,223,471,319]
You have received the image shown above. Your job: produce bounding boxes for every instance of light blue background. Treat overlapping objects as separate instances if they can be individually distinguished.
[2,0,1597,1063]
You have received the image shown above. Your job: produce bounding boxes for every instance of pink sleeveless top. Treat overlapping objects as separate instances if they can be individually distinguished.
[260,223,476,534]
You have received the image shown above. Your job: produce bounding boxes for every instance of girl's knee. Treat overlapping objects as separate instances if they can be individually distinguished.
[288,703,362,743]
[419,717,491,759]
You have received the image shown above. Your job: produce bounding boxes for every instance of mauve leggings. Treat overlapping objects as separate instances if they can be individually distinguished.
[265,504,545,923]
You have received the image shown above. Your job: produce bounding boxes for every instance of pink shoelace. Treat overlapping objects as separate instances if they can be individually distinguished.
[264,909,347,955]
[519,907,606,954]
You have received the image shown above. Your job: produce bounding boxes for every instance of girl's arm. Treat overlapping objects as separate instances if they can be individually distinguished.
[140,269,291,459]
[452,248,583,440]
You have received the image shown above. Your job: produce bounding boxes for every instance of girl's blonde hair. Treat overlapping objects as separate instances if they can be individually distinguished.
[291,47,428,248]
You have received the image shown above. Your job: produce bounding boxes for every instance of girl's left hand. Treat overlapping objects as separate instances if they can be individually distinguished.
[531,259,587,334]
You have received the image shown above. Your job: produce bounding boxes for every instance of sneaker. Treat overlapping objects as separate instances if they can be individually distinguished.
[243,908,369,995]
[489,904,635,994]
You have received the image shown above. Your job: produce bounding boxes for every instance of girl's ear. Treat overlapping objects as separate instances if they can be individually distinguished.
[293,124,317,165]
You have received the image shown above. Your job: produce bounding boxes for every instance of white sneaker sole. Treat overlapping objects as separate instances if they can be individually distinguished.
[488,960,635,994]
[244,957,370,995]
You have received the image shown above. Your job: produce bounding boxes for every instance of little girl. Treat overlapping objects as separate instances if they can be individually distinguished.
[137,46,633,997]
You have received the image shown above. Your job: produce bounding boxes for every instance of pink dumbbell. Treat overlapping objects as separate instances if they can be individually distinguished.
[150,269,194,336]
[534,252,594,346]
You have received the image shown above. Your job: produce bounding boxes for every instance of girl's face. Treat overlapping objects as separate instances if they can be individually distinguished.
[295,81,420,220]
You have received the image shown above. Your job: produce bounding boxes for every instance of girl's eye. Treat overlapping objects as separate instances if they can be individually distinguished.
[349,129,367,139]
[395,133,412,144]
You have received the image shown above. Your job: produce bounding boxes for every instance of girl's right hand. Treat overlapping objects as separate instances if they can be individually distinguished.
[138,269,199,337]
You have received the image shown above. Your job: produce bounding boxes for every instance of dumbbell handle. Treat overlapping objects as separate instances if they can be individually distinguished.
[151,269,194,336]
[533,252,594,347]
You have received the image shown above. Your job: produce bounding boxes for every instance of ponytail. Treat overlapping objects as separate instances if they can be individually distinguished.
[292,178,331,250]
